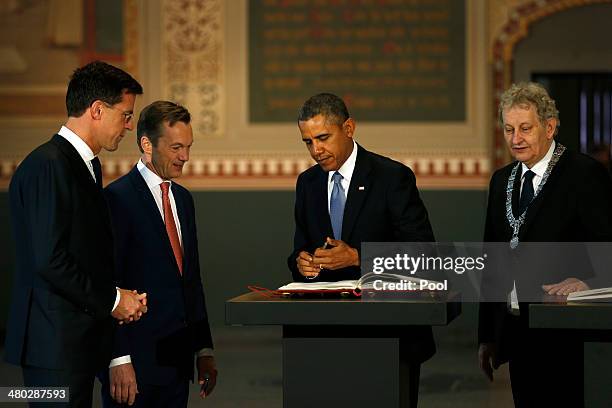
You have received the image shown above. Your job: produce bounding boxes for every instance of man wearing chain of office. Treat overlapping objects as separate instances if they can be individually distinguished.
[478,82,612,407]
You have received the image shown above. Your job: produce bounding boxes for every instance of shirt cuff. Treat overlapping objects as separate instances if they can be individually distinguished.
[109,355,132,368]
[197,348,214,358]
[111,288,120,313]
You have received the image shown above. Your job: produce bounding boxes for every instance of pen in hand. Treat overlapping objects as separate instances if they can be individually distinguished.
[304,242,329,279]
[314,240,334,272]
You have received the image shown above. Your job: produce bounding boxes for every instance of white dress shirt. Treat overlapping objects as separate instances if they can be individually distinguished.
[57,126,121,313]
[519,140,556,196]
[110,159,213,368]
[136,159,183,246]
[58,126,97,182]
[327,140,358,213]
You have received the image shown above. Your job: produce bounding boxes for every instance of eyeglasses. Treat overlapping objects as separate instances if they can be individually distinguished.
[103,102,134,124]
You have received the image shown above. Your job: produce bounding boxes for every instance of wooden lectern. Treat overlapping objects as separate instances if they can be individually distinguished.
[226,292,461,408]
[530,302,612,407]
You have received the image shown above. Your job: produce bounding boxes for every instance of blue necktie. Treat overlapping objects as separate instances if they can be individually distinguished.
[330,171,346,240]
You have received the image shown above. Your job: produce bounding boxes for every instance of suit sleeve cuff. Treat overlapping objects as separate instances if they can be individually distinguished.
[197,348,214,357]
[109,355,132,367]
[111,288,120,313]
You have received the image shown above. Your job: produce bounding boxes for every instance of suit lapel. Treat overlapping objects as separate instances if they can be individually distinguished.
[342,145,372,242]
[52,135,112,235]
[311,167,334,239]
[519,151,568,240]
[128,166,167,235]
[53,134,100,195]
[128,167,183,275]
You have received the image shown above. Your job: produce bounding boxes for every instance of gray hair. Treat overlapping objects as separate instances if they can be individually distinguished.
[498,82,560,135]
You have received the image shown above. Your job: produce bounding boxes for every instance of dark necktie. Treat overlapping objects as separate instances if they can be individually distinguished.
[91,157,102,189]
[330,172,346,240]
[160,182,183,275]
[518,170,535,214]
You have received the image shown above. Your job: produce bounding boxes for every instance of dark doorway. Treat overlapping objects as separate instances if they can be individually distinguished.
[531,73,612,158]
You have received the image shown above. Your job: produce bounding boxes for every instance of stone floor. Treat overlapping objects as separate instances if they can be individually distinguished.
[0,326,514,407]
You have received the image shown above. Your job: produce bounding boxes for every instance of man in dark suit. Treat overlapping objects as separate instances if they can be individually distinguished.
[101,101,217,407]
[287,93,435,407]
[5,61,147,407]
[478,82,612,407]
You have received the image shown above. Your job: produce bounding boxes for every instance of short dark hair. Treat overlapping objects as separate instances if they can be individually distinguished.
[66,61,143,117]
[298,93,350,125]
[136,101,191,153]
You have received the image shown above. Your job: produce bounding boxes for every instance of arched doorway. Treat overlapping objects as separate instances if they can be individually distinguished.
[491,0,612,168]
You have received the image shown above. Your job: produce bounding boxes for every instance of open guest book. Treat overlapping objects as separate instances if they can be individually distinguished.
[277,272,445,297]
[567,287,612,302]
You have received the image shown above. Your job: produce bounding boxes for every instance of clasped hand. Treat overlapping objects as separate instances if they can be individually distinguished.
[296,237,359,278]
[111,289,148,324]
